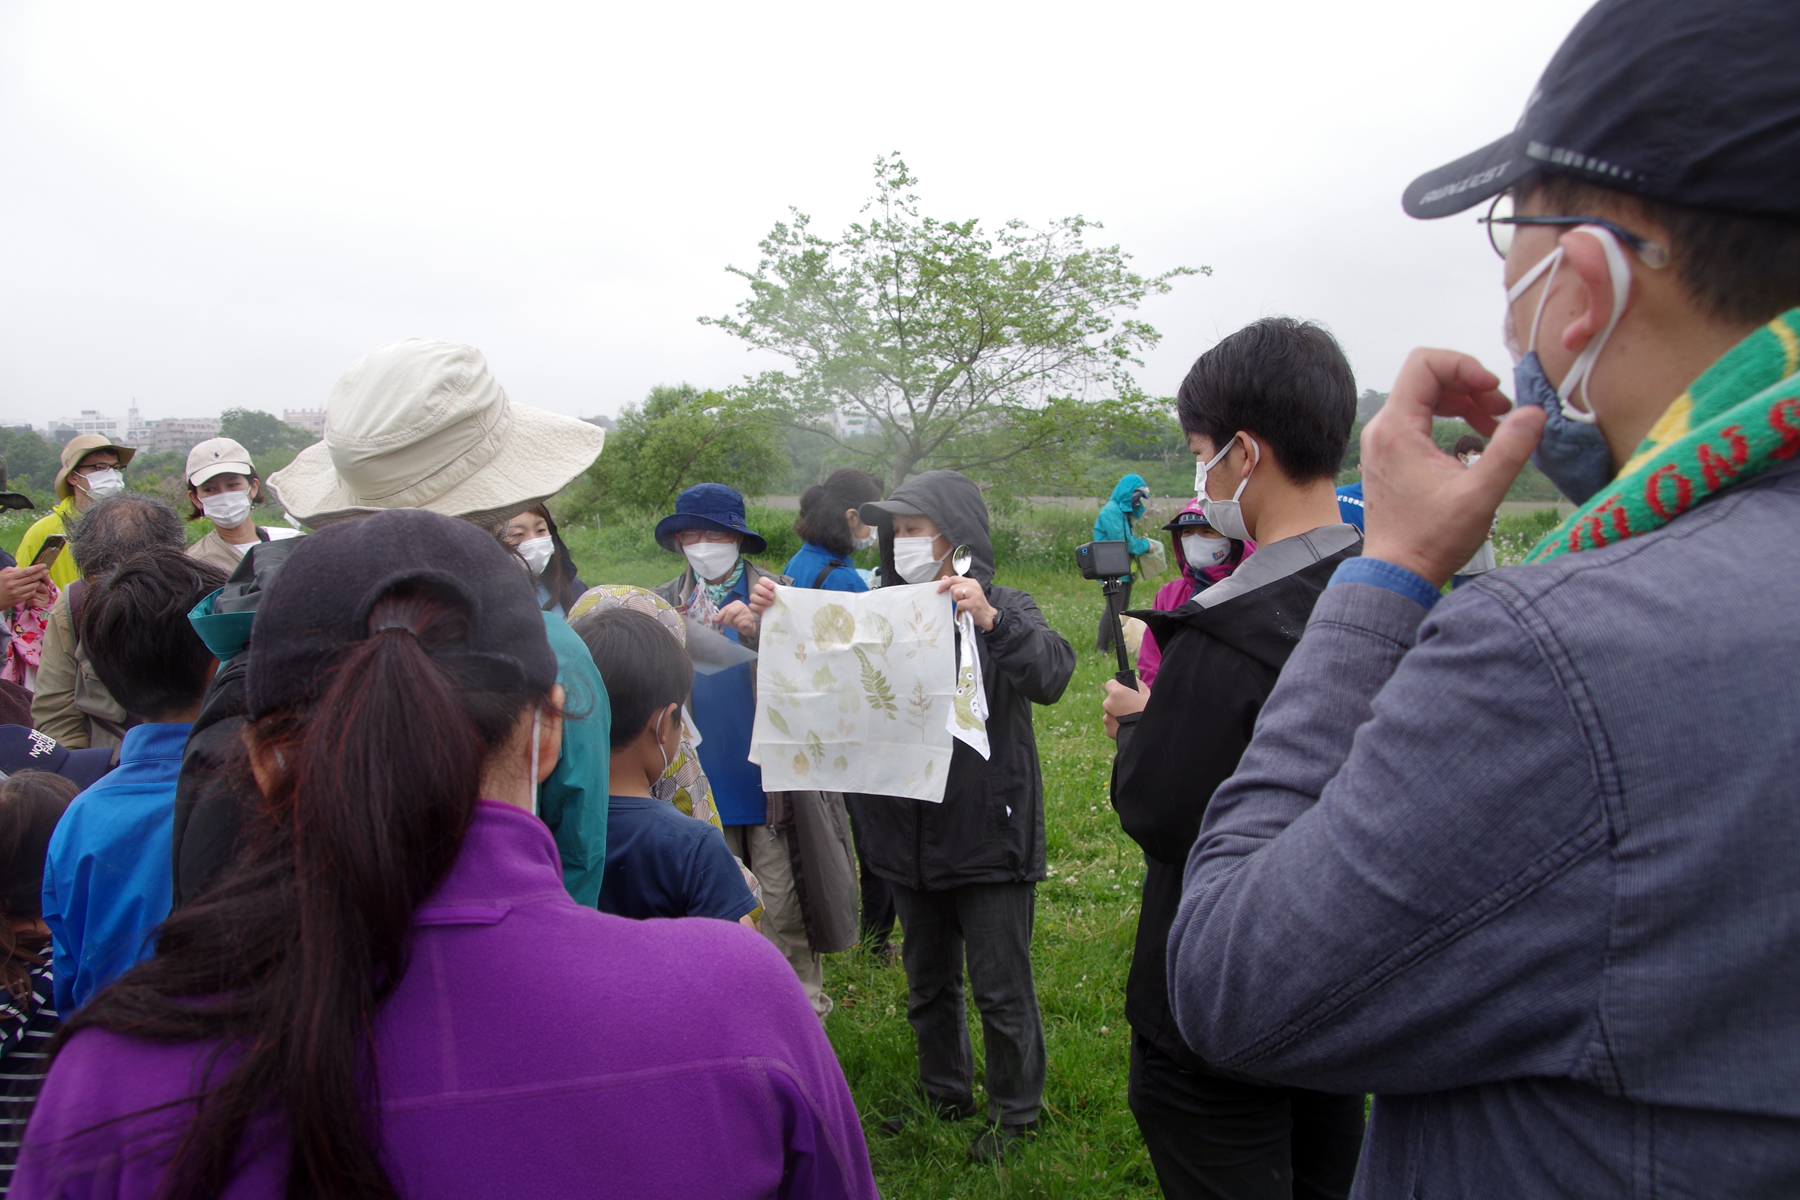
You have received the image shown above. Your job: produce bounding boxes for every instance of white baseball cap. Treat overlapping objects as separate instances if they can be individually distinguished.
[185,437,256,487]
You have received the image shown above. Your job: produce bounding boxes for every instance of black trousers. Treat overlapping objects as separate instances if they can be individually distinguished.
[890,881,1046,1126]
[1096,580,1134,652]
[1128,1035,1365,1200]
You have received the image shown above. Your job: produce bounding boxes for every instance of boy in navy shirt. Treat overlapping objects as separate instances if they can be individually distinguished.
[574,606,759,926]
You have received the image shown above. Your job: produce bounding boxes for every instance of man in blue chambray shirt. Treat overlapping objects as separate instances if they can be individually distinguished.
[1168,0,1800,1195]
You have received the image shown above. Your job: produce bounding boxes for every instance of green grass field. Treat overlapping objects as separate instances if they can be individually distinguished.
[0,498,1566,1198]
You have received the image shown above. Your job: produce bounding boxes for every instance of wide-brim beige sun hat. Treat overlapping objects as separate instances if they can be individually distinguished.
[268,339,606,529]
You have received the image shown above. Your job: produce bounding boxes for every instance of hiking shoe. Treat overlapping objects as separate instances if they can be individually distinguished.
[968,1120,1038,1164]
[879,1093,977,1135]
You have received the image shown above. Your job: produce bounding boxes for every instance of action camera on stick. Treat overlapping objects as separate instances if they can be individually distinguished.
[1074,540,1137,689]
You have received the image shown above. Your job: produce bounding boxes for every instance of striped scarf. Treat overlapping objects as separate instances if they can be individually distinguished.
[1525,308,1800,563]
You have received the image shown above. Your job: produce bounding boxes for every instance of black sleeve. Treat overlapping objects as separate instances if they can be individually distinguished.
[983,587,1075,706]
[170,658,253,909]
[1110,628,1271,866]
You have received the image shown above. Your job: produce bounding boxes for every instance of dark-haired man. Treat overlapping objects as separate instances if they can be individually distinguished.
[43,548,228,1011]
[1104,316,1364,1200]
[1168,0,1800,1194]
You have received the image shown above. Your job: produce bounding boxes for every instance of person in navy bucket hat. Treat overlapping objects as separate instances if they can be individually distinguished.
[651,485,853,1021]
[653,483,769,556]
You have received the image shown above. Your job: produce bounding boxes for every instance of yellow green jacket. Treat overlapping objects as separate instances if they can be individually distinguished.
[14,498,80,588]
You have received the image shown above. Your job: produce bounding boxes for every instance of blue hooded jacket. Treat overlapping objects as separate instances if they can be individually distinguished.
[1093,474,1154,580]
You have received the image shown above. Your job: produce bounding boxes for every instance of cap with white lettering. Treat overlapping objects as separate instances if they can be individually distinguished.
[1403,0,1800,221]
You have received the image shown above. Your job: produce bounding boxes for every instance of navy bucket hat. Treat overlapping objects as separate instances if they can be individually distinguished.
[654,484,767,555]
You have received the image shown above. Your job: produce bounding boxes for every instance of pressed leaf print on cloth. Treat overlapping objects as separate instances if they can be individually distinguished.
[750,582,958,802]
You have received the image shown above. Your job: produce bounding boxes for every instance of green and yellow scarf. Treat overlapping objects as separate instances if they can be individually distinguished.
[1525,307,1800,563]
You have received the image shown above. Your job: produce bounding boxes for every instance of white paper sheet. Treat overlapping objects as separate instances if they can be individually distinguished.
[750,583,957,802]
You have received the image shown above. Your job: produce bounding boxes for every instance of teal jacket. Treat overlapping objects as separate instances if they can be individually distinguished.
[1093,474,1154,580]
[188,590,611,906]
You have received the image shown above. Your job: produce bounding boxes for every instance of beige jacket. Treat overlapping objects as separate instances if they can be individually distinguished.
[187,529,254,574]
[30,592,129,751]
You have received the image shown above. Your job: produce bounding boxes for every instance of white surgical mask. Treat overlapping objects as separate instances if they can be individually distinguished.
[200,489,252,529]
[1181,532,1231,570]
[1195,435,1258,542]
[516,535,554,576]
[851,533,877,551]
[683,540,739,582]
[81,468,125,499]
[892,536,944,584]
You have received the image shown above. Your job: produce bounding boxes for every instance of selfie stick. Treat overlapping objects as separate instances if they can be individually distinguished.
[1103,575,1137,690]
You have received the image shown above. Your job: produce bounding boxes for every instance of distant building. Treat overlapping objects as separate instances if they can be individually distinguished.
[51,410,123,442]
[147,418,220,456]
[124,406,154,448]
[832,410,874,438]
[284,408,327,439]
[47,422,77,446]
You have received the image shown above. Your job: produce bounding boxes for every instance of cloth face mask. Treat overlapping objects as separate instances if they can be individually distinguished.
[892,536,944,584]
[682,540,739,582]
[1181,532,1231,570]
[1195,435,1258,542]
[82,468,125,500]
[1505,225,1632,504]
[851,533,877,551]
[516,535,554,576]
[201,489,252,530]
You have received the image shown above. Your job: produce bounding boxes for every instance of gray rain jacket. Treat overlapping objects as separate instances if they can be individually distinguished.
[847,471,1075,890]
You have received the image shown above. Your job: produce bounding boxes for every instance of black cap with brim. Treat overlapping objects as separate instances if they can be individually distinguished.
[1404,0,1800,223]
[859,498,926,525]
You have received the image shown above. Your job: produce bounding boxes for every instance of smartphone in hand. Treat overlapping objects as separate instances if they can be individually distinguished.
[31,535,66,568]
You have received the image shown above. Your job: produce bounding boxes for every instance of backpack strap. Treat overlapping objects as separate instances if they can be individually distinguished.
[811,559,851,589]
[66,579,85,649]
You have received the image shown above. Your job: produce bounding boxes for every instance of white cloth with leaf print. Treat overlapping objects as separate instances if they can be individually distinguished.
[749,583,958,802]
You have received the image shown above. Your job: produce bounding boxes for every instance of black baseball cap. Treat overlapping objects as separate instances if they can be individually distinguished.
[246,508,558,720]
[1404,0,1800,222]
[0,725,113,790]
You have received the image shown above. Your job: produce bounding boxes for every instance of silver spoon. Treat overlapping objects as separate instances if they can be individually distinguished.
[947,545,990,736]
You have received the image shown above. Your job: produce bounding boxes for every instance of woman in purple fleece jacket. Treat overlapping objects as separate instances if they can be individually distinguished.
[13,510,876,1200]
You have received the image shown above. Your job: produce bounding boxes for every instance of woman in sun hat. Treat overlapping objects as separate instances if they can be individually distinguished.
[172,339,616,914]
[182,437,301,573]
[14,435,137,591]
[651,484,858,1020]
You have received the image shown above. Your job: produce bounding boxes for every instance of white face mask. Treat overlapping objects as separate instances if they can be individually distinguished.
[892,536,944,584]
[81,468,125,500]
[200,489,253,529]
[1181,532,1231,570]
[851,533,877,552]
[1195,435,1258,542]
[1500,225,1632,423]
[683,540,739,582]
[516,535,554,576]
[1461,453,1483,467]
[528,704,542,818]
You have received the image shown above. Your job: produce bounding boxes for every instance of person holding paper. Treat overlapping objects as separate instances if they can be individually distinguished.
[785,469,1073,1164]
[653,484,857,1018]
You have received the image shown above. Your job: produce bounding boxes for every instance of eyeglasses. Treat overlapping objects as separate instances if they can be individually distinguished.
[675,529,738,545]
[73,460,124,476]
[1479,193,1668,268]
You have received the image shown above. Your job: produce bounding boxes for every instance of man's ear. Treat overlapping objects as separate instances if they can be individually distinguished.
[1558,228,1625,355]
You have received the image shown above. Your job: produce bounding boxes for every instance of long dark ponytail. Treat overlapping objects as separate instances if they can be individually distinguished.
[62,584,545,1200]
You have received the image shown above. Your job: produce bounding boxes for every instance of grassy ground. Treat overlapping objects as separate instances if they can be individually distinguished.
[0,498,1563,1198]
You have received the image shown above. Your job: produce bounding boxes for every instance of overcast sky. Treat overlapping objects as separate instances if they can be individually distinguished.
[0,0,1594,429]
